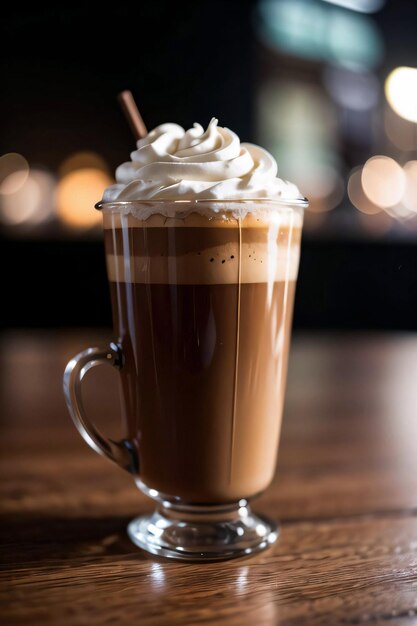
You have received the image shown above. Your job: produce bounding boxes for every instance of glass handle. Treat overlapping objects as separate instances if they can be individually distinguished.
[63,343,139,474]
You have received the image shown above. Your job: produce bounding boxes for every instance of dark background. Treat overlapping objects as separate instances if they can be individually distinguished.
[1,0,417,330]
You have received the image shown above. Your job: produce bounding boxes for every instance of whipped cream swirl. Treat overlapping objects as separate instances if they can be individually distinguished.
[103,118,301,202]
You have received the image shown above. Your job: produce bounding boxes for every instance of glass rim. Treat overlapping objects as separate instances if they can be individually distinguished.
[95,197,309,211]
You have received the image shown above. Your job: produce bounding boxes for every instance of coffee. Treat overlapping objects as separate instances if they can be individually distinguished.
[65,115,307,560]
[103,210,301,503]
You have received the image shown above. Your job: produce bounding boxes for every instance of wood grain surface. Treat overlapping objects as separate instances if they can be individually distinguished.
[1,331,417,625]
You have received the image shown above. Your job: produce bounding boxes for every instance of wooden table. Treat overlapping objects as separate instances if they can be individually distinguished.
[2,331,417,625]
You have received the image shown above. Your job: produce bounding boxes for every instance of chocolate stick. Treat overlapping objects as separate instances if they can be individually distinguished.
[118,90,148,140]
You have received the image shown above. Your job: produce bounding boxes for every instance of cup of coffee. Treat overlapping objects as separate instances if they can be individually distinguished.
[64,119,307,560]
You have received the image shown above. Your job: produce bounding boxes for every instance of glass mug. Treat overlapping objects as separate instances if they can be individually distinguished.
[64,199,306,561]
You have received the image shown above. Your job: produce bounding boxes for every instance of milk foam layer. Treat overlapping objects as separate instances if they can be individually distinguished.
[104,206,302,284]
[103,207,303,229]
[104,208,301,285]
[106,245,300,284]
[103,118,303,214]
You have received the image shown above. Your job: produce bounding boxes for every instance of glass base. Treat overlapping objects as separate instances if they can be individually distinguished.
[127,500,278,561]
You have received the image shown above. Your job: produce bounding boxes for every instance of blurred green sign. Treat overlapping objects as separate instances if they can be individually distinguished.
[257,0,384,69]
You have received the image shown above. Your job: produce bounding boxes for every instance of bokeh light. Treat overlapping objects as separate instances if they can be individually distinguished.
[59,151,110,177]
[347,166,381,214]
[361,156,405,208]
[384,203,416,222]
[57,168,113,229]
[0,153,29,195]
[385,67,417,124]
[257,0,383,70]
[403,161,417,213]
[57,151,113,229]
[304,165,344,213]
[321,0,385,13]
[0,169,56,226]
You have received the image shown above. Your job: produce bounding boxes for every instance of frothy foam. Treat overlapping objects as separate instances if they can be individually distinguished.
[106,243,300,285]
[104,205,302,285]
[102,206,304,229]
